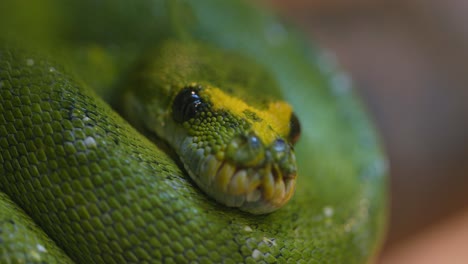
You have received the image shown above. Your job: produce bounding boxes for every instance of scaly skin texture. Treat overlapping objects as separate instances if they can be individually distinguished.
[0,0,387,263]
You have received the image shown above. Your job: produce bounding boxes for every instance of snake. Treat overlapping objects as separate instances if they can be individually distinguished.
[0,0,387,263]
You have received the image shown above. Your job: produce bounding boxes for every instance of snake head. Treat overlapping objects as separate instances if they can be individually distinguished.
[167,84,300,214]
[121,41,301,214]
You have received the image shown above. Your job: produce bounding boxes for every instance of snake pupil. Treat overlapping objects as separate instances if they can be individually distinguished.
[288,112,301,145]
[172,86,205,123]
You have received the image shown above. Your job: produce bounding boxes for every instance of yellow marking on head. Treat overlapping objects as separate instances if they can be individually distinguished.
[200,85,293,145]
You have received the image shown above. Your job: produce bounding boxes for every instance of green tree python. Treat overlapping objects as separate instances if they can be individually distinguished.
[0,0,387,263]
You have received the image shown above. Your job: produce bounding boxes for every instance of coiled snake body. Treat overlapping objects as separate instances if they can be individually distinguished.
[0,0,386,263]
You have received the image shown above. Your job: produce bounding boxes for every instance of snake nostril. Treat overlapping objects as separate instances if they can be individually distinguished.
[270,138,290,161]
[273,138,287,153]
[248,134,261,149]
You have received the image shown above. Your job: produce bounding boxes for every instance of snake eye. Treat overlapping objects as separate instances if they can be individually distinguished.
[288,112,301,145]
[172,86,205,123]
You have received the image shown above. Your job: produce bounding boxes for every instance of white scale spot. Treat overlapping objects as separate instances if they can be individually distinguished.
[84,137,97,148]
[49,67,56,72]
[244,226,253,232]
[323,206,334,218]
[252,249,262,259]
[36,244,47,252]
[26,58,35,66]
[83,116,90,122]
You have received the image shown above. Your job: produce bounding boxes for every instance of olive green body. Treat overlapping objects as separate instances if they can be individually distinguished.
[0,0,387,263]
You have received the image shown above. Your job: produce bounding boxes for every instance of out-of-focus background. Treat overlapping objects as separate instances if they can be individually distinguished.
[262,0,468,263]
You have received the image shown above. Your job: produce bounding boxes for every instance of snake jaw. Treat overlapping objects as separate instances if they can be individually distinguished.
[178,133,297,214]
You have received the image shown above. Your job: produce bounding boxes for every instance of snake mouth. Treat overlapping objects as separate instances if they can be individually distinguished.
[211,157,296,214]
[180,145,297,214]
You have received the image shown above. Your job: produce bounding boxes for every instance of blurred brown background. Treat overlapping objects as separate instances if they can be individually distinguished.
[262,0,468,263]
